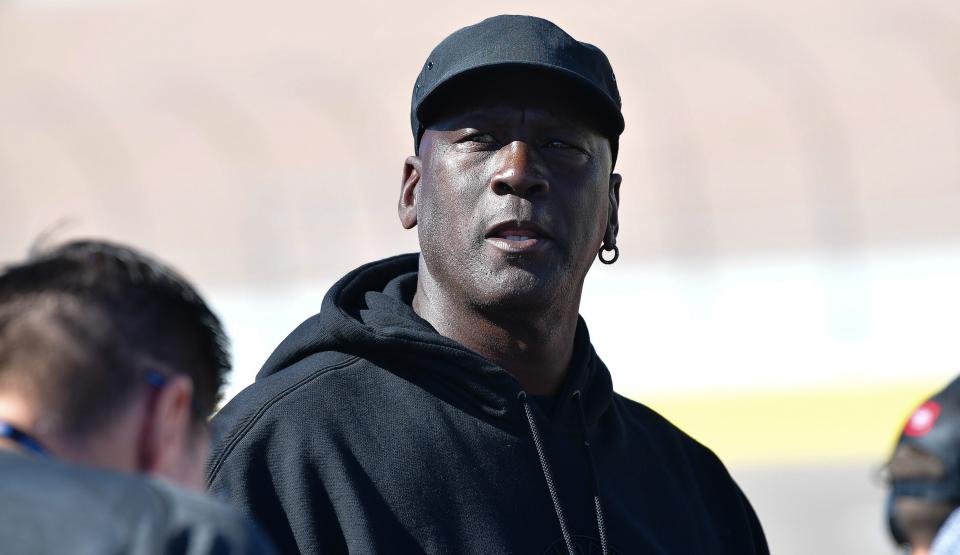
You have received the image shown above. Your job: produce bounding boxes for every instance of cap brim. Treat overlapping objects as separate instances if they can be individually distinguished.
[415,61,624,138]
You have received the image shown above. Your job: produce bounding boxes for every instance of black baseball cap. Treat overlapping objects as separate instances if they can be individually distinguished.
[410,15,624,154]
[887,376,960,504]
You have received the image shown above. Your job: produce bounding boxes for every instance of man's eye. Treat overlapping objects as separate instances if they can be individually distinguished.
[461,132,497,144]
[546,139,574,149]
[545,139,589,157]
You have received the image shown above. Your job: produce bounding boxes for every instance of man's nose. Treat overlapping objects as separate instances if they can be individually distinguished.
[489,141,549,198]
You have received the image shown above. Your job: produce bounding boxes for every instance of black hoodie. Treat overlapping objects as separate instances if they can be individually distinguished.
[208,254,768,554]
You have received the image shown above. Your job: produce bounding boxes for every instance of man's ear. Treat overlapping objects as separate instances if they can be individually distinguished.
[604,173,622,246]
[399,156,421,229]
[138,375,202,488]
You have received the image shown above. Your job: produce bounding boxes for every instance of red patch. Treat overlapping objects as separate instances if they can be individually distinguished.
[904,401,941,437]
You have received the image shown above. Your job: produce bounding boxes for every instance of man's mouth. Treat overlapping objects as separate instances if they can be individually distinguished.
[484,222,550,253]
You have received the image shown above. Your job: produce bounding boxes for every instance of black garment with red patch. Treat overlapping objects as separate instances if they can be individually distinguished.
[889,376,960,502]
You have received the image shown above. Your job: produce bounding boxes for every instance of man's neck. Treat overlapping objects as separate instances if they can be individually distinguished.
[0,393,136,470]
[0,395,49,456]
[411,268,583,395]
[0,394,38,432]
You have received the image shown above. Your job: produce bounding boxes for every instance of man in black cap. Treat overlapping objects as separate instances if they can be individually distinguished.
[885,377,960,554]
[209,15,768,554]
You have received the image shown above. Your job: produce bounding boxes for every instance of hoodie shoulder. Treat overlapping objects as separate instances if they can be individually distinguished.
[208,350,360,481]
[610,393,769,553]
[611,392,738,482]
[612,393,717,456]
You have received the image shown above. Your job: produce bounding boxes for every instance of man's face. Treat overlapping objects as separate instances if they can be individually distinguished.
[407,91,620,312]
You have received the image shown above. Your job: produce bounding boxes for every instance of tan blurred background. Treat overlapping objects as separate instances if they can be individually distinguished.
[2,0,960,552]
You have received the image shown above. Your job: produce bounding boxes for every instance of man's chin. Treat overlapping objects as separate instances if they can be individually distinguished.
[470,267,561,310]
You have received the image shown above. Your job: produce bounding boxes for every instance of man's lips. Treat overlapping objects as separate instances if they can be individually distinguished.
[484,222,551,252]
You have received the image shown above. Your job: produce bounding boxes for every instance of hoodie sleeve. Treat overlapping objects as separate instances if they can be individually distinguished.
[619,395,770,554]
[207,358,355,555]
[737,481,770,554]
[695,445,770,554]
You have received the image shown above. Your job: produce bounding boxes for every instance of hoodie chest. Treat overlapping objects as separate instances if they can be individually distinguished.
[302,379,606,551]
[305,374,686,554]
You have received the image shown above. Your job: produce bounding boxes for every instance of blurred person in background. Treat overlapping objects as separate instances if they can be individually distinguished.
[209,15,767,554]
[0,240,274,554]
[885,376,960,554]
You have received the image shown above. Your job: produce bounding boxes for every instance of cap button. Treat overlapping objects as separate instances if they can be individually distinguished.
[427,61,434,70]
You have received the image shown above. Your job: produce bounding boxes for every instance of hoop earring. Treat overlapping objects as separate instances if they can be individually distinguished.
[598,244,619,265]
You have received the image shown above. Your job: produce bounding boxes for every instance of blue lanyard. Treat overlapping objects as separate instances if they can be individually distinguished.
[0,420,47,457]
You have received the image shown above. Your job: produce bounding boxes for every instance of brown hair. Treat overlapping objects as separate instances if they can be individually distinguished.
[0,240,229,438]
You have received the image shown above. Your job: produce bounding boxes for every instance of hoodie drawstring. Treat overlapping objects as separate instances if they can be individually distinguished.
[573,390,609,555]
[519,391,577,555]
[518,390,610,555]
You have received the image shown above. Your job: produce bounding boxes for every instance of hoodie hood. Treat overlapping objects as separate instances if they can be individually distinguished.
[258,253,613,431]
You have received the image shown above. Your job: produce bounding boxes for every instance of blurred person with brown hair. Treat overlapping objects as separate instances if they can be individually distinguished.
[885,377,960,554]
[209,15,767,555]
[0,240,275,554]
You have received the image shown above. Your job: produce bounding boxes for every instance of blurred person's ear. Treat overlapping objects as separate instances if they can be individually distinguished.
[138,375,209,491]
